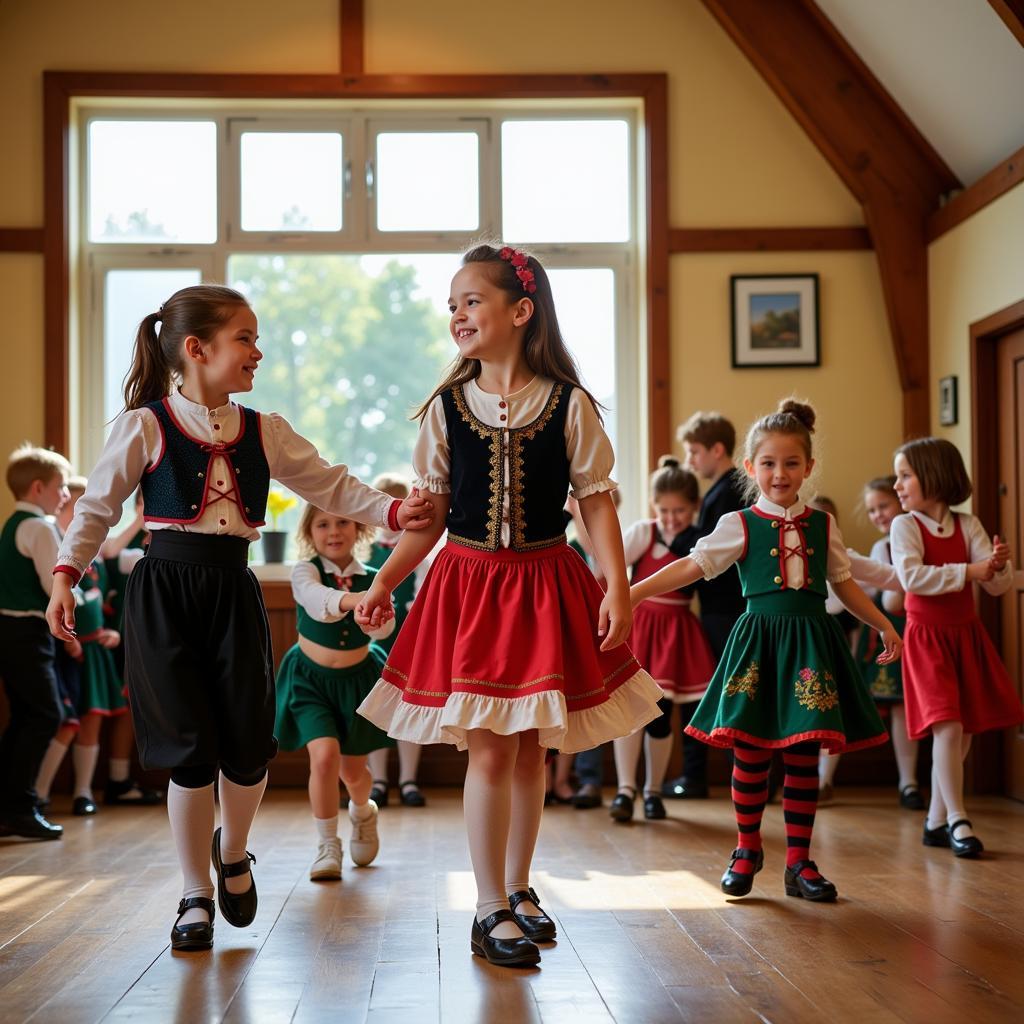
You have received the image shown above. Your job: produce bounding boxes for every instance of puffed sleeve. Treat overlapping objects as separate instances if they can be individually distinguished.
[690,511,747,579]
[412,396,451,494]
[290,560,347,622]
[825,514,852,584]
[622,520,652,568]
[56,409,156,582]
[962,514,1014,597]
[565,389,617,499]
[891,514,966,595]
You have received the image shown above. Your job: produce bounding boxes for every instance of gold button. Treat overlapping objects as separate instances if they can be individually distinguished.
[807,577,814,585]
[771,520,779,528]
[191,504,198,510]
[807,547,815,555]
[197,471,204,478]
[770,547,779,556]
[774,575,783,585]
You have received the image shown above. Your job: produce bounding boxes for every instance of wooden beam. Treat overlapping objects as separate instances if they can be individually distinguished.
[988,0,1024,48]
[670,226,870,252]
[340,0,364,76]
[0,228,45,252]
[927,142,1024,242]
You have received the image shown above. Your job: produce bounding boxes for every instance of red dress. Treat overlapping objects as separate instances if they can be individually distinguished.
[630,524,716,702]
[902,517,1023,739]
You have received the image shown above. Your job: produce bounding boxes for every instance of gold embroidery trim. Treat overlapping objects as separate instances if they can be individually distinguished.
[452,672,565,690]
[509,383,565,551]
[726,661,759,699]
[383,663,409,681]
[794,668,838,712]
[603,658,639,685]
[450,384,503,551]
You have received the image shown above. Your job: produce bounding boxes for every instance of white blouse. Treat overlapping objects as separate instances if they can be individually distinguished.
[291,556,393,641]
[413,375,615,549]
[0,502,62,617]
[690,495,852,589]
[868,536,906,615]
[622,519,690,567]
[890,510,1013,597]
[57,389,396,580]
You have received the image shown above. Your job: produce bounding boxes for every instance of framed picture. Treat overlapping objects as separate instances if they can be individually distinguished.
[938,375,958,426]
[731,274,820,368]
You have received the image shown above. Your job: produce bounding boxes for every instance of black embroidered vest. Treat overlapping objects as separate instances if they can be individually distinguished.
[442,382,571,552]
[142,398,270,526]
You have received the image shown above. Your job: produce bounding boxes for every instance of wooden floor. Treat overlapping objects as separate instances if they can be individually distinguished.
[1,788,1023,1024]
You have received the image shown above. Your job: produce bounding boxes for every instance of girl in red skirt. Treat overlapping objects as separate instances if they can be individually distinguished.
[610,457,716,823]
[356,243,663,968]
[891,438,1022,857]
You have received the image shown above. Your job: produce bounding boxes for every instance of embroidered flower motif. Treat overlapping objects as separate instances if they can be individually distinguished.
[794,667,838,712]
[726,661,759,699]
[869,666,898,700]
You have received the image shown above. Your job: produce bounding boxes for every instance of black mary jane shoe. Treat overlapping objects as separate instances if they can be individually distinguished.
[922,822,951,848]
[0,808,63,840]
[369,780,389,808]
[948,818,984,859]
[211,826,257,927]
[72,796,97,816]
[399,780,426,807]
[643,794,666,820]
[171,896,215,952]
[899,785,926,811]
[470,910,541,967]
[104,778,163,806]
[784,860,837,902]
[661,775,709,800]
[720,847,763,897]
[609,787,636,823]
[508,887,557,942]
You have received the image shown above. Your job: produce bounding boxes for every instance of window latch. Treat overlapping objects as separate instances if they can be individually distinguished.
[365,159,375,199]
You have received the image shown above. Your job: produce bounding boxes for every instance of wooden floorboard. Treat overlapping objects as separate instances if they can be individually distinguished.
[0,787,1021,1024]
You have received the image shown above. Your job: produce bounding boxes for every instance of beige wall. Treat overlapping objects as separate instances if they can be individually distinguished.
[0,0,900,550]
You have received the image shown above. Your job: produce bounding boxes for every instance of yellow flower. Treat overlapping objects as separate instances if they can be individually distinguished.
[266,488,297,530]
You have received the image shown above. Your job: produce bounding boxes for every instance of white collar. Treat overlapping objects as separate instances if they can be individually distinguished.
[467,375,545,403]
[754,495,808,519]
[171,387,233,419]
[14,500,47,517]
[909,508,955,536]
[319,555,366,578]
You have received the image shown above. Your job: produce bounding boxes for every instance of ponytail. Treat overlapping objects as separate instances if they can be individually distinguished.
[123,311,173,411]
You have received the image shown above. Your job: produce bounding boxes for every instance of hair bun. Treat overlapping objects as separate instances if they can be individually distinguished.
[657,455,681,469]
[778,398,816,433]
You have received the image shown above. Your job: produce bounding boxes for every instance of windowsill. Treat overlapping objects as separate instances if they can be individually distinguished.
[250,561,294,582]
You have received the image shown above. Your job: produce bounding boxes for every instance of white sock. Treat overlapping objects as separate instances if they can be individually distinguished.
[167,781,215,925]
[108,757,131,783]
[72,744,100,800]
[503,754,546,917]
[613,729,643,793]
[35,739,70,801]
[818,750,840,787]
[349,799,373,821]
[890,707,919,792]
[314,815,338,842]
[931,723,972,836]
[218,771,267,895]
[643,733,673,796]
[367,748,389,785]
[398,740,422,783]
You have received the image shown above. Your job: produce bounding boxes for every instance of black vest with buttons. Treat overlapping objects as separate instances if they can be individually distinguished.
[442,381,572,552]
[141,398,269,526]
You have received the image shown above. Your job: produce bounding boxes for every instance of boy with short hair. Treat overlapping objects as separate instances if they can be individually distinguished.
[0,444,72,839]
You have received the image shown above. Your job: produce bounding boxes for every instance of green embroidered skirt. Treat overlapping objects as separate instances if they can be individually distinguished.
[854,606,905,703]
[685,591,888,752]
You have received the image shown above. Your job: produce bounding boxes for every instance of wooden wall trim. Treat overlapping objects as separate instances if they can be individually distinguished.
[988,0,1024,48]
[0,228,45,252]
[669,226,871,252]
[927,143,1024,242]
[340,0,365,76]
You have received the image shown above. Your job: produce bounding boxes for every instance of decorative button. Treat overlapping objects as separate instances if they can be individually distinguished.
[245,506,250,512]
[770,520,779,528]
[807,547,815,555]
[770,547,779,556]
[191,504,198,510]
[773,575,783,585]
[219,518,227,526]
[217,480,224,487]
[213,423,220,430]
[197,471,204,478]
[499,401,507,408]
[500,414,507,421]
[807,577,814,585]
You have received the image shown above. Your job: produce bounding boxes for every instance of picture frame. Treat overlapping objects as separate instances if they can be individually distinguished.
[938,375,958,426]
[731,274,820,368]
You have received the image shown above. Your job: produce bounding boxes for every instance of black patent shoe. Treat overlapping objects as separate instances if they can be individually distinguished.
[0,808,63,840]
[899,785,925,811]
[72,796,97,816]
[399,780,426,807]
[470,910,541,967]
[369,779,389,808]
[662,775,709,800]
[105,778,163,805]
[211,826,257,927]
[609,787,636,823]
[643,794,666,820]
[922,822,951,847]
[948,818,984,858]
[721,847,763,897]
[508,887,557,942]
[784,860,837,902]
[171,896,215,951]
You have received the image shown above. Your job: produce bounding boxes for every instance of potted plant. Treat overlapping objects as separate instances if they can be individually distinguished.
[262,489,297,563]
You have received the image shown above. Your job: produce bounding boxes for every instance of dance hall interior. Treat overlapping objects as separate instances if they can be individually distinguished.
[1,1,1023,1022]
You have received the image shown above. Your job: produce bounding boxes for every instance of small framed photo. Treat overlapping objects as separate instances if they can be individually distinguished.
[938,375,958,426]
[731,274,820,368]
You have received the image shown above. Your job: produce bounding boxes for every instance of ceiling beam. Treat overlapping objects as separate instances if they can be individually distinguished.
[670,226,871,252]
[700,0,961,438]
[340,0,364,76]
[988,0,1024,48]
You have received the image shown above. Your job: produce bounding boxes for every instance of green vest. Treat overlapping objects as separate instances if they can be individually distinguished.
[296,557,379,650]
[736,506,829,600]
[0,510,51,613]
[76,559,109,636]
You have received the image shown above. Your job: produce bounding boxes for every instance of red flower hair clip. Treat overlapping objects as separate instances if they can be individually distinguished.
[499,246,537,294]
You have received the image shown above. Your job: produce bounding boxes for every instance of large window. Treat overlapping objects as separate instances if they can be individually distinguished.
[78,106,642,547]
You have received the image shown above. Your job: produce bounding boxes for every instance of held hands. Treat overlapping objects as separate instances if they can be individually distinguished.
[64,637,83,661]
[397,488,434,530]
[990,534,1010,573]
[597,585,632,652]
[46,574,78,642]
[354,578,396,630]
[97,628,121,649]
[967,560,995,583]
[875,626,902,665]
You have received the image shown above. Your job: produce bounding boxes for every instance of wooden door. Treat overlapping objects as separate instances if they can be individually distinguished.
[997,328,1024,799]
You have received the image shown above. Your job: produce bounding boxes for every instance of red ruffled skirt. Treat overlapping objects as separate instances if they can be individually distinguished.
[357,541,663,752]
[631,597,717,702]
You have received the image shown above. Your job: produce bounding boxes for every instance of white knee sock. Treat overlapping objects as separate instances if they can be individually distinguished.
[398,740,422,783]
[464,752,513,930]
[643,734,673,796]
[35,739,70,801]
[889,706,919,792]
[504,756,546,903]
[72,744,100,800]
[108,757,131,783]
[613,729,643,793]
[167,781,215,925]
[218,771,267,895]
[930,724,973,838]
[818,750,840,787]
[367,748,389,784]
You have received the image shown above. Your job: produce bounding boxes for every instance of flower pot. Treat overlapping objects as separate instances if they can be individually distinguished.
[261,530,288,564]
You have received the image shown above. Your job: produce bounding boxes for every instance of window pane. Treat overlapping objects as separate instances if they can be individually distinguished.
[241,132,344,232]
[376,133,479,232]
[104,269,202,426]
[89,122,217,243]
[227,253,455,555]
[502,121,630,243]
[547,268,617,453]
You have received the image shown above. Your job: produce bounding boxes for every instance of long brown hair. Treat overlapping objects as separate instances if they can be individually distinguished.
[121,284,251,411]
[415,243,602,420]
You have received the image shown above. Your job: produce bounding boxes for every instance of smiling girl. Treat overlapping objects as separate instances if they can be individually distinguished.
[46,284,433,951]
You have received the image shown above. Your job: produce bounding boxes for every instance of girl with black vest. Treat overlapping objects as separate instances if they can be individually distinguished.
[275,504,395,881]
[629,399,899,903]
[47,285,433,952]
[355,245,662,968]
